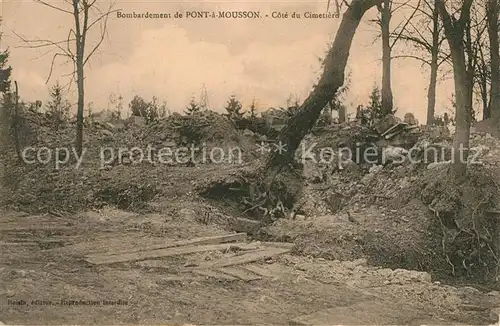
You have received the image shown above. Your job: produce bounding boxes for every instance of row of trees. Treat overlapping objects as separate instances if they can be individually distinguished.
[7,0,499,179]
[262,0,498,179]
[374,0,499,126]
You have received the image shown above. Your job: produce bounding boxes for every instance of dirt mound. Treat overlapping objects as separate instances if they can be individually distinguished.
[260,160,500,288]
[254,124,500,287]
[144,111,240,147]
[2,164,162,214]
[419,165,500,283]
[1,108,255,214]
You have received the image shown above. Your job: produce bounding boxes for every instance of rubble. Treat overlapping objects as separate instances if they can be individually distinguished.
[5,105,500,296]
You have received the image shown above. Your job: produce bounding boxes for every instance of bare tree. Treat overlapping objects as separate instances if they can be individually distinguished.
[266,0,383,170]
[15,0,118,156]
[471,7,492,119]
[436,0,474,177]
[392,0,450,124]
[371,0,422,117]
[426,0,443,124]
[378,0,394,115]
[487,0,499,119]
[199,84,210,110]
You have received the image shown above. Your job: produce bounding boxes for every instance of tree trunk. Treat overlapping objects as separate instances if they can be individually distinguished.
[380,0,393,116]
[76,57,84,157]
[465,21,475,123]
[338,104,346,123]
[73,0,85,157]
[426,1,439,125]
[265,0,383,170]
[13,81,22,163]
[452,51,471,177]
[436,0,473,178]
[488,0,500,120]
[481,77,489,120]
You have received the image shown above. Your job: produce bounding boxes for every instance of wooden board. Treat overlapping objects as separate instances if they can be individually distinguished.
[192,247,290,269]
[85,242,254,265]
[109,232,248,255]
[217,267,262,281]
[45,234,149,255]
[50,232,247,256]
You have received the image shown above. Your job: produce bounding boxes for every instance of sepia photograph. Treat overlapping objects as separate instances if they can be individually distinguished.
[1,0,500,324]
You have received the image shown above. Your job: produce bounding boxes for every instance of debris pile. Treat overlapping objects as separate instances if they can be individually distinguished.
[143,111,240,147]
[262,114,500,286]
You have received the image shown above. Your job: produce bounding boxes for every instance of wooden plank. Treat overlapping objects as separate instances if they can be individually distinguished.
[85,242,254,265]
[45,234,149,255]
[192,247,290,269]
[110,232,248,255]
[217,267,262,281]
[191,269,237,281]
[47,232,246,256]
[241,264,274,278]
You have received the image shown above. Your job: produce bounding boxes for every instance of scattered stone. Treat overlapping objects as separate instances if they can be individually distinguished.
[105,122,115,130]
[230,216,262,234]
[374,114,401,134]
[101,129,113,137]
[427,161,451,170]
[342,258,367,270]
[243,129,255,137]
[179,208,196,220]
[369,165,383,174]
[382,146,408,164]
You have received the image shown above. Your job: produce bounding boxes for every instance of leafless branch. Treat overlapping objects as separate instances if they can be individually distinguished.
[438,52,452,65]
[86,7,119,31]
[392,32,432,51]
[13,30,74,60]
[32,48,56,60]
[84,13,109,66]
[391,0,411,13]
[390,0,421,49]
[61,71,77,94]
[34,0,72,15]
[392,54,432,65]
[66,29,76,59]
[46,53,67,84]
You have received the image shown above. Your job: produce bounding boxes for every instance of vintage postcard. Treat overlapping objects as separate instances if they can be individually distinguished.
[1,0,499,325]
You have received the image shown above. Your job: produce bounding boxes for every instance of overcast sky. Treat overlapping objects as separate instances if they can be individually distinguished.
[2,0,455,122]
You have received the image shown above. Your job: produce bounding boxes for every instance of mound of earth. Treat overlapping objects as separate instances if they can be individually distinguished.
[143,111,240,147]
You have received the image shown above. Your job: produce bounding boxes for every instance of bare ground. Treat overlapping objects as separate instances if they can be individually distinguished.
[1,195,499,325]
[1,118,500,324]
